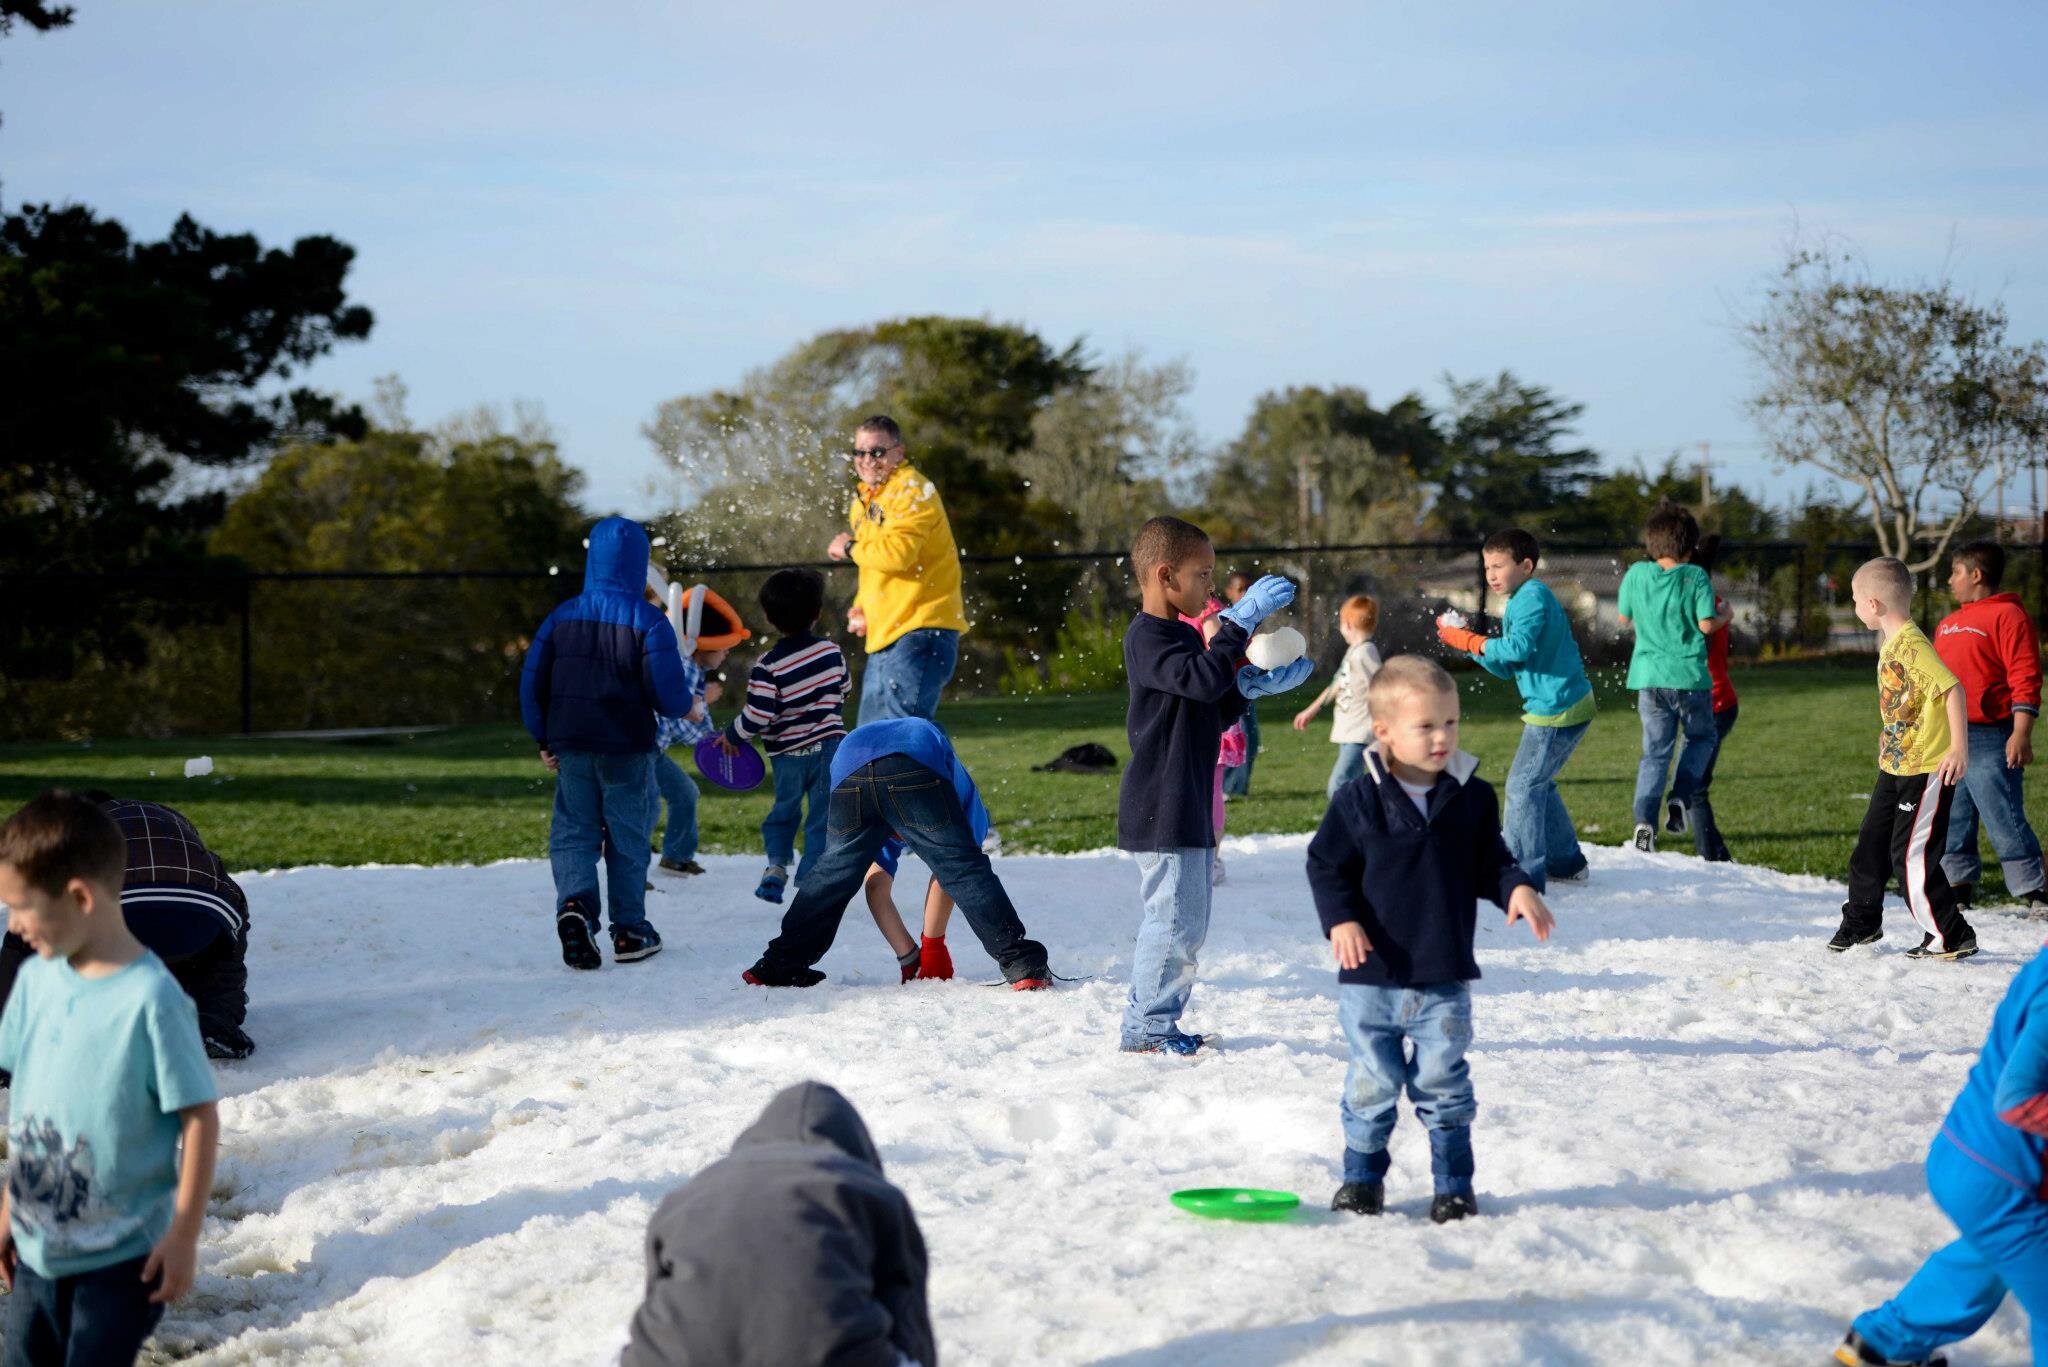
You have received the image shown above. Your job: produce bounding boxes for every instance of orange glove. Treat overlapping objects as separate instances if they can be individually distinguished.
[1438,625,1488,655]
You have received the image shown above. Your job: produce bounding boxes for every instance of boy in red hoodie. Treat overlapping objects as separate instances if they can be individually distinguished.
[1933,540,2047,912]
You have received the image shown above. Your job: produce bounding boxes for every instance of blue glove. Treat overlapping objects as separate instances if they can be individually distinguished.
[1237,658,1314,699]
[1217,574,1295,634]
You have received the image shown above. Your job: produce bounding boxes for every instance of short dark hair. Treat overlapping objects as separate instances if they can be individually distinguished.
[1954,540,2006,590]
[1481,527,1539,568]
[1694,532,1723,575]
[1643,503,1700,561]
[1131,515,1211,584]
[758,568,826,635]
[0,789,126,898]
[856,414,903,446]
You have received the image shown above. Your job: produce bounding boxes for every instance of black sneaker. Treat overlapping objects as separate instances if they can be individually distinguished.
[203,1025,256,1060]
[1663,798,1689,835]
[741,959,826,987]
[1429,1192,1479,1224]
[1632,823,1656,853]
[657,858,705,877]
[1331,1182,1384,1215]
[557,900,602,971]
[1951,882,1975,910]
[1827,904,1882,953]
[1904,932,1978,961]
[1833,1328,1948,1366]
[612,922,663,963]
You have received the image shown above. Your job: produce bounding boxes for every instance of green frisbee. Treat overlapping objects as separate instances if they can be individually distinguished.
[1169,1187,1301,1222]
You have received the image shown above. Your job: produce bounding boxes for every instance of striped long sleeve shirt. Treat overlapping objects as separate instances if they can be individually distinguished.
[728,634,849,756]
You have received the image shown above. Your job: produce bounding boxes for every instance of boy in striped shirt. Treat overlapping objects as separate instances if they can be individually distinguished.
[722,569,851,903]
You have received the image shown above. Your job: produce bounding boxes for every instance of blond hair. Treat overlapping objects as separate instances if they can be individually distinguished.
[1853,556,1915,614]
[1367,653,1456,715]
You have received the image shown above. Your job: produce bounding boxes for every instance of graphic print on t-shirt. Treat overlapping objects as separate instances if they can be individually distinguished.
[7,1116,137,1261]
[1877,625,1958,776]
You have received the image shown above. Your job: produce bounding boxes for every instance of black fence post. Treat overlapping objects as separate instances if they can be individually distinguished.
[1795,546,1809,651]
[238,573,254,735]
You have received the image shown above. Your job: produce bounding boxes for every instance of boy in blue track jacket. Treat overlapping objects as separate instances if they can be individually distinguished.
[520,516,694,971]
[1836,940,2048,1366]
[1307,655,1553,1224]
[1438,527,1595,892]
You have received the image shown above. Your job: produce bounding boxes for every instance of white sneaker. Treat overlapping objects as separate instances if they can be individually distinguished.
[1632,824,1657,853]
[1552,865,1590,885]
[1211,854,1227,886]
[1663,798,1690,835]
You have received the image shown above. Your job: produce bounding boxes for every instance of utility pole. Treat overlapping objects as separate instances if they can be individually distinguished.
[1698,441,1712,520]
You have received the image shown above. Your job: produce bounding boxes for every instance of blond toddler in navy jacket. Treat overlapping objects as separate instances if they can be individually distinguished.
[1306,655,1554,1223]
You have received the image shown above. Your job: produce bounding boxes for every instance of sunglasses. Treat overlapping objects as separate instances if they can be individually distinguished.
[848,445,899,460]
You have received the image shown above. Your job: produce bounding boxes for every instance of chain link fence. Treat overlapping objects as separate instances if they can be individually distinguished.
[5,539,2042,740]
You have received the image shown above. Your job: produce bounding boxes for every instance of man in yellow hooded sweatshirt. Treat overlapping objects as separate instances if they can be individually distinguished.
[825,415,970,725]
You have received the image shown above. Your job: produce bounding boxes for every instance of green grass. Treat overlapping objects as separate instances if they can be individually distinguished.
[1,658,2038,896]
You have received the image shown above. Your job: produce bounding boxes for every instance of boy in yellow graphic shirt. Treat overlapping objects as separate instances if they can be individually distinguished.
[1828,557,1978,960]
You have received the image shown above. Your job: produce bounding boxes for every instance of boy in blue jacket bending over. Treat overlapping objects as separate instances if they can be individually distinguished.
[1307,655,1554,1223]
[1836,939,2048,1366]
[1438,527,1595,892]
[520,516,695,970]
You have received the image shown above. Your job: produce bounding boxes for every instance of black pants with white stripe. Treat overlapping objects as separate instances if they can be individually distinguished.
[1844,770,1973,951]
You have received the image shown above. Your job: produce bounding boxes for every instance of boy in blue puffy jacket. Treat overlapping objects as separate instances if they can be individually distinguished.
[1836,939,2048,1365]
[520,517,695,970]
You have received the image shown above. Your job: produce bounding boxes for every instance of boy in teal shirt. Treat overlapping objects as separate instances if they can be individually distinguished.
[1616,505,1727,853]
[1439,527,1596,891]
[0,790,219,1367]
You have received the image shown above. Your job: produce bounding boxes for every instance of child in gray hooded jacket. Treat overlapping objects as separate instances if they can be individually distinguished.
[619,1082,935,1367]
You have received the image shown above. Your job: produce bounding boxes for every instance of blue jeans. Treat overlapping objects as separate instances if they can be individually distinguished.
[2,1255,162,1367]
[857,627,960,727]
[1121,848,1213,1047]
[1851,1135,2048,1366]
[647,750,699,864]
[1223,702,1259,796]
[1633,688,1718,827]
[761,737,842,882]
[1326,742,1368,799]
[1686,706,1738,862]
[1337,982,1477,1193]
[1941,719,2046,894]
[758,754,1046,980]
[1503,720,1590,890]
[549,749,654,931]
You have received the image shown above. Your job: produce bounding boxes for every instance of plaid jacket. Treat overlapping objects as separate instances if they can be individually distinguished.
[97,798,249,945]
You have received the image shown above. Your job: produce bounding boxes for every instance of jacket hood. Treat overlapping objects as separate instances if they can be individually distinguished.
[584,516,651,596]
[732,1081,883,1172]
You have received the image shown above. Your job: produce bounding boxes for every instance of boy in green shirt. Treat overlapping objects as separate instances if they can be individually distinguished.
[1616,505,1727,854]
[0,790,220,1366]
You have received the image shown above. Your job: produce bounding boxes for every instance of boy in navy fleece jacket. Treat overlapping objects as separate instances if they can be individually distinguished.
[520,516,695,970]
[1117,516,1311,1056]
[1306,655,1554,1222]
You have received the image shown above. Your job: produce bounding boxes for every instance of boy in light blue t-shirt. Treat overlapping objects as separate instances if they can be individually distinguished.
[0,790,219,1367]
[1616,505,1728,854]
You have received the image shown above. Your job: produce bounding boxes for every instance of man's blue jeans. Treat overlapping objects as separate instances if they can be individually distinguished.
[758,754,1046,980]
[549,748,653,931]
[1503,720,1590,890]
[647,749,699,864]
[1223,702,1259,796]
[1326,742,1368,799]
[2,1255,162,1367]
[857,627,960,726]
[1633,687,1718,827]
[1121,848,1213,1048]
[1851,1134,2048,1366]
[1941,719,2046,895]
[761,737,842,883]
[1337,982,1476,1194]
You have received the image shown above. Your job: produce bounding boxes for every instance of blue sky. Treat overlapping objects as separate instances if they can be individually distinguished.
[7,1,2047,521]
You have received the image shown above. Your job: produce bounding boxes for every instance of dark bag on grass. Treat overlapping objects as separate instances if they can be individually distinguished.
[1032,742,1118,774]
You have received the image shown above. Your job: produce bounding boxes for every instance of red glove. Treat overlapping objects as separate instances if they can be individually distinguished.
[917,935,954,981]
[1438,625,1488,655]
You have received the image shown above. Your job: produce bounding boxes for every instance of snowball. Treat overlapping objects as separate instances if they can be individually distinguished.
[1244,626,1305,671]
[184,756,214,779]
[1437,609,1468,630]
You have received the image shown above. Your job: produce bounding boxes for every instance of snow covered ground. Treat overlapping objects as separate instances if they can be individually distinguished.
[125,837,2043,1366]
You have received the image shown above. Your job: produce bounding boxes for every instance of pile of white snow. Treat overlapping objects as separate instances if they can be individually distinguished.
[136,839,2039,1365]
